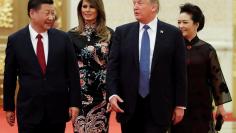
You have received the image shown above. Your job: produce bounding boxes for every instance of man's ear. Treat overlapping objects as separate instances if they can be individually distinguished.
[29,9,35,18]
[151,4,158,13]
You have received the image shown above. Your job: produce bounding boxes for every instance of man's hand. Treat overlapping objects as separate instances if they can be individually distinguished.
[172,107,184,125]
[69,107,80,124]
[6,111,15,126]
[107,95,124,113]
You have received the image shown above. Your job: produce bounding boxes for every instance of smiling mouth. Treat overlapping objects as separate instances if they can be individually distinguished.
[84,13,93,15]
[45,22,53,26]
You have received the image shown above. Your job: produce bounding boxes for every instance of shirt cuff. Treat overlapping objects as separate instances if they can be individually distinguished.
[176,106,186,109]
[109,94,119,101]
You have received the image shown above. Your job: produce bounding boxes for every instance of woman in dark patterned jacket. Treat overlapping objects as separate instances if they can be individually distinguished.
[68,0,113,132]
[172,3,232,133]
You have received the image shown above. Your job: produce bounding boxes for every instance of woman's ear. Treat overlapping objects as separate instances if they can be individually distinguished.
[194,22,199,31]
[196,22,199,27]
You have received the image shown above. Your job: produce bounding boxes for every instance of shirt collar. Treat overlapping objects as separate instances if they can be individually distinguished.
[29,24,48,39]
[184,36,200,46]
[139,18,158,31]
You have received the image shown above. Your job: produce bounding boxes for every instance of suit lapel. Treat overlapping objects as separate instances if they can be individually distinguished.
[131,22,140,70]
[151,20,164,73]
[25,26,38,60]
[47,29,54,72]
[24,26,43,73]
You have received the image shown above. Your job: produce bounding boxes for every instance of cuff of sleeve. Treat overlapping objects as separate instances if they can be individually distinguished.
[109,94,118,101]
[176,106,186,109]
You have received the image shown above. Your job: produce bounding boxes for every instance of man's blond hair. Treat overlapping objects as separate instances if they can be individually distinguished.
[150,0,159,13]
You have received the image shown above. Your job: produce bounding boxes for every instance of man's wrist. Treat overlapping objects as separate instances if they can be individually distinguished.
[176,106,186,109]
[109,94,118,101]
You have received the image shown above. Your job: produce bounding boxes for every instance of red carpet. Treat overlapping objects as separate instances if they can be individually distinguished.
[0,108,121,133]
[1,107,235,133]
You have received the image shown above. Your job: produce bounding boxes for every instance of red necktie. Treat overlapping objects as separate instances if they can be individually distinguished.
[36,34,46,75]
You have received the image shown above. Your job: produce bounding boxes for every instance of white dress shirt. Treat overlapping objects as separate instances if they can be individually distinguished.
[29,24,49,64]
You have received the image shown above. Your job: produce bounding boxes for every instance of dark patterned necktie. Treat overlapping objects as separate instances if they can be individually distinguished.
[36,34,46,75]
[139,25,150,98]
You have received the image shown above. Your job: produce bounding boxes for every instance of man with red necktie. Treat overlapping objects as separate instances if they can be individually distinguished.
[3,0,81,133]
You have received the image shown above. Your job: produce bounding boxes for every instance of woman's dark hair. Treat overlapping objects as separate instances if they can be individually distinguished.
[28,0,54,17]
[180,3,205,31]
[76,0,111,42]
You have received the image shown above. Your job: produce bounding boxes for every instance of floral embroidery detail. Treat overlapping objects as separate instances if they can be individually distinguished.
[70,25,111,133]
[81,24,96,42]
[74,100,108,133]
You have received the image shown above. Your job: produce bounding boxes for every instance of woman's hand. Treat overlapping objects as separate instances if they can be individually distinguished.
[216,105,226,120]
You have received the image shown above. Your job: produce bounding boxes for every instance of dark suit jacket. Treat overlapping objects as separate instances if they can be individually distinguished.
[107,20,187,126]
[3,25,81,124]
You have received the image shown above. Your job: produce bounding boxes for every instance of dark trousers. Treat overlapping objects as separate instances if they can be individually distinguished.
[120,95,168,133]
[18,112,66,133]
[18,122,66,133]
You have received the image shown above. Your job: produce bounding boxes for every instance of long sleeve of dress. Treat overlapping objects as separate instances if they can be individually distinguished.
[209,48,232,106]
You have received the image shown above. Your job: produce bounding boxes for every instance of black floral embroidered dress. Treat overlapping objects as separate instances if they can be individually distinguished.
[172,36,232,133]
[68,25,112,133]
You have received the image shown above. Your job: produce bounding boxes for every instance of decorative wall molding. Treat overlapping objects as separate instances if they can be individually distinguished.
[0,45,5,106]
[54,0,63,29]
[54,0,68,31]
[0,0,28,44]
[0,0,13,28]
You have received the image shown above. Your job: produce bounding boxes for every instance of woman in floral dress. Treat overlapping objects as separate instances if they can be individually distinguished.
[68,0,113,132]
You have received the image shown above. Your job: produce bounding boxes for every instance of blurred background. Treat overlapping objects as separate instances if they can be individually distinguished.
[0,0,235,132]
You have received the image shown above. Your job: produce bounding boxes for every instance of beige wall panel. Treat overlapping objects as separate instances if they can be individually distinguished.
[105,0,233,48]
[233,0,236,117]
[103,0,134,29]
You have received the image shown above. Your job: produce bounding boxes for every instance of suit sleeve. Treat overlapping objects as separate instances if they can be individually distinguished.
[106,27,121,98]
[3,36,18,111]
[173,30,187,107]
[65,35,82,108]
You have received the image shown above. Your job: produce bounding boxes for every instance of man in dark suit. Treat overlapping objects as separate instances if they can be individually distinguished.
[106,0,187,132]
[3,0,81,133]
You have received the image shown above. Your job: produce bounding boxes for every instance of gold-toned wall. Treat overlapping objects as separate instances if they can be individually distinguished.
[53,0,68,31]
[0,0,28,44]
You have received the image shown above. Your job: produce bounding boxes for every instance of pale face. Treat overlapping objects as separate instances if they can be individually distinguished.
[178,12,198,40]
[81,0,98,24]
[133,0,157,24]
[30,4,55,32]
